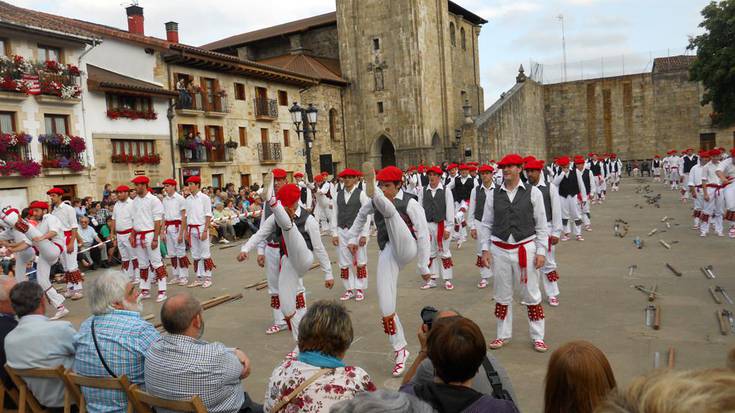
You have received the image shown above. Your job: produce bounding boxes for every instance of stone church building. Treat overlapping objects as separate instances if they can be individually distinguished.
[203,0,486,169]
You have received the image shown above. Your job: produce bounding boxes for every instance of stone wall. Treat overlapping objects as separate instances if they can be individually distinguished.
[300,83,347,174]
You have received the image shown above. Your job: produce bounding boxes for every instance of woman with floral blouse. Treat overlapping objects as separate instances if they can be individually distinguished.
[264,300,376,412]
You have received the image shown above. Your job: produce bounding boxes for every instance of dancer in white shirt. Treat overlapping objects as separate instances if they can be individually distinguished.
[162,179,189,285]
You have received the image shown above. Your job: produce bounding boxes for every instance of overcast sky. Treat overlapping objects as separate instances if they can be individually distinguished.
[18,0,711,109]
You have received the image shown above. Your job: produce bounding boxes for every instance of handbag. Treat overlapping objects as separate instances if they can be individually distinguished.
[271,368,333,412]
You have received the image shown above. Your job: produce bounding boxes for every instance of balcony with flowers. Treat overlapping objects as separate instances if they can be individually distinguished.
[0,55,81,103]
[0,132,41,178]
[38,133,86,173]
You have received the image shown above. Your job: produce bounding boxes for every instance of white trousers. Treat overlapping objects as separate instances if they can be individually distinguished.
[701,187,724,235]
[427,222,452,280]
[723,183,735,214]
[20,222,65,308]
[165,224,188,280]
[560,196,583,236]
[14,248,35,282]
[117,233,139,282]
[670,168,680,187]
[475,225,493,280]
[491,241,544,341]
[265,244,287,327]
[453,201,468,242]
[336,227,368,291]
[60,238,82,291]
[188,226,213,280]
[134,231,166,293]
[374,190,417,351]
[611,172,621,188]
[594,175,606,196]
[540,236,560,298]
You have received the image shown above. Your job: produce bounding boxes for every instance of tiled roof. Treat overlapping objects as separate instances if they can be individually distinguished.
[86,64,177,97]
[652,55,696,73]
[0,1,97,42]
[257,54,347,85]
[201,12,337,51]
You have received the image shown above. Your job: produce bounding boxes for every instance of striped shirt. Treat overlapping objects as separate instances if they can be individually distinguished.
[73,310,159,413]
[144,334,244,413]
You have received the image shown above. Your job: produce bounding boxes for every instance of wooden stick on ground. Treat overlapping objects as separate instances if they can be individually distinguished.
[667,347,676,368]
[665,263,682,277]
[653,304,661,330]
[256,283,269,291]
[717,310,730,335]
[710,287,723,304]
[244,279,268,289]
[143,314,155,321]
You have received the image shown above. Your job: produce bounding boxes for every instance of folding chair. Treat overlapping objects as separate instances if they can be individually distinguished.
[0,376,21,413]
[127,384,207,413]
[4,364,72,413]
[64,371,137,413]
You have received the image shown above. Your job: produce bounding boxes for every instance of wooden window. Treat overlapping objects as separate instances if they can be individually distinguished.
[0,111,15,133]
[0,39,7,56]
[373,38,380,51]
[460,27,466,50]
[38,44,61,62]
[283,129,290,147]
[44,114,69,134]
[700,133,716,151]
[234,83,246,100]
[212,174,223,189]
[260,128,269,145]
[449,23,456,46]
[239,127,248,146]
[202,77,218,111]
[105,94,152,112]
[329,108,338,141]
[377,102,384,113]
[206,125,225,161]
[278,90,288,106]
[178,124,198,138]
[240,174,250,188]
[111,139,155,156]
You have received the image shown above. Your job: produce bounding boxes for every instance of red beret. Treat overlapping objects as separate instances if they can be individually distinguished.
[730,148,735,156]
[338,168,361,178]
[588,153,596,157]
[162,179,177,186]
[314,174,325,183]
[29,201,49,210]
[478,164,494,173]
[523,156,537,164]
[376,166,403,182]
[294,172,304,178]
[497,154,524,167]
[556,156,570,167]
[321,171,329,176]
[468,165,477,172]
[524,160,544,170]
[46,188,65,196]
[131,176,150,185]
[276,183,301,207]
[426,166,443,175]
[709,148,722,157]
[115,185,131,192]
[417,165,426,173]
[698,150,709,157]
[447,163,458,170]
[610,153,617,158]
[574,156,586,164]
[272,168,287,179]
[187,176,202,184]
[654,155,661,158]
[468,161,479,166]
[459,164,470,171]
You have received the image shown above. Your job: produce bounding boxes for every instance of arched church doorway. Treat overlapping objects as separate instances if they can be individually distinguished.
[379,136,396,167]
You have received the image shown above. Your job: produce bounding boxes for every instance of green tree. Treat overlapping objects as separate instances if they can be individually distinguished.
[688,0,735,127]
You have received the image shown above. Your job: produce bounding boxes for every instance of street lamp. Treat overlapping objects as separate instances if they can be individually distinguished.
[289,102,319,181]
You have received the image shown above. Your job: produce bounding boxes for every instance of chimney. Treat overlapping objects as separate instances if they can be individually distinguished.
[126,5,144,35]
[165,21,179,43]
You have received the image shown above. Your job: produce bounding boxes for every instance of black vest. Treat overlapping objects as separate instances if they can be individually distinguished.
[373,193,417,250]
[611,160,619,172]
[336,187,363,228]
[536,184,552,223]
[683,156,698,173]
[300,187,308,204]
[590,162,602,176]
[558,169,581,198]
[420,174,429,187]
[474,185,490,221]
[581,169,592,194]
[272,210,313,254]
[453,176,474,202]
[653,160,660,167]
[422,186,446,223]
[491,185,535,242]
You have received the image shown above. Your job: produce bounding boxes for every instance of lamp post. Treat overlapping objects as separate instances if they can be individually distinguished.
[166,100,177,180]
[289,102,319,181]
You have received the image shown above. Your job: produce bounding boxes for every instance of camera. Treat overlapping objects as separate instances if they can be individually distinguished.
[420,306,438,330]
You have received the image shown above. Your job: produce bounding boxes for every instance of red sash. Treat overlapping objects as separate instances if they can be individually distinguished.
[492,239,533,284]
[117,228,133,235]
[165,220,182,229]
[437,221,445,249]
[63,230,73,247]
[136,229,154,244]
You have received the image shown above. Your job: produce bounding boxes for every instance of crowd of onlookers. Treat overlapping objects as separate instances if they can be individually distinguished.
[0,181,266,279]
[0,270,733,413]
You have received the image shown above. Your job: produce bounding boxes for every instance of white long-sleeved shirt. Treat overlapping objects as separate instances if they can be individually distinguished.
[552,168,588,201]
[185,191,213,226]
[480,180,549,256]
[241,207,333,281]
[467,182,494,230]
[702,161,722,185]
[347,190,431,275]
[162,192,186,221]
[330,185,371,237]
[417,183,454,228]
[688,164,704,187]
[297,180,313,211]
[534,180,563,238]
[51,202,77,232]
[112,198,134,231]
[716,157,735,179]
[38,214,65,247]
[132,192,164,232]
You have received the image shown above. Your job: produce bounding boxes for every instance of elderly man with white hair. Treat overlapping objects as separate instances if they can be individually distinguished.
[73,271,159,413]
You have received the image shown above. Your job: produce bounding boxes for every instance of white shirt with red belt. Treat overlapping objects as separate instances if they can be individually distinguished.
[163,192,186,223]
[38,214,65,248]
[112,198,134,232]
[184,191,212,226]
[51,202,77,232]
[132,192,164,232]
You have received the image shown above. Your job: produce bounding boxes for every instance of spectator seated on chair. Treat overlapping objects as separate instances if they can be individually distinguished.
[73,271,159,413]
[4,281,76,409]
[145,292,262,413]
[0,276,18,408]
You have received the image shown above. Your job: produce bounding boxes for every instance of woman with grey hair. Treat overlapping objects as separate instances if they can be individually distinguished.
[330,390,434,413]
[264,300,377,412]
